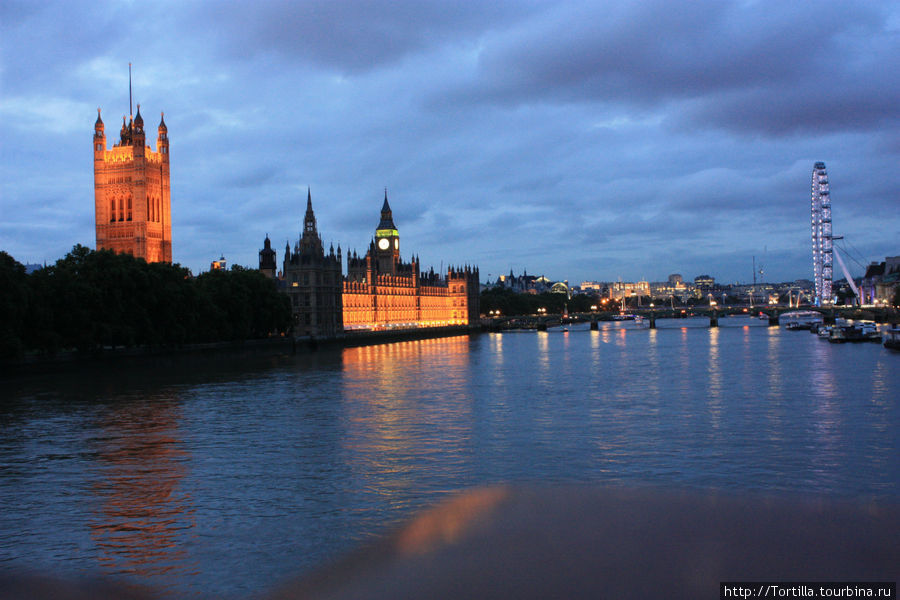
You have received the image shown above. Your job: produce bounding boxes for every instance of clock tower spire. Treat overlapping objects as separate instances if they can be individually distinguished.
[374,188,399,274]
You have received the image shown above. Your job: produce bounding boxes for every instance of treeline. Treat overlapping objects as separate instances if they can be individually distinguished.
[480,287,600,315]
[0,245,291,359]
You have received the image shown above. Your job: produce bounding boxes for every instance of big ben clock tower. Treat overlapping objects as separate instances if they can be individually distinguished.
[374,189,400,275]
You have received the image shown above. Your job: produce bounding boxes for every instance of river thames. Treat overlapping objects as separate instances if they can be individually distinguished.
[1,317,898,597]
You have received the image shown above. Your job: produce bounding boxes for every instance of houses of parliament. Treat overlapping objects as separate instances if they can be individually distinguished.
[92,82,478,336]
[93,104,171,263]
[259,190,480,337]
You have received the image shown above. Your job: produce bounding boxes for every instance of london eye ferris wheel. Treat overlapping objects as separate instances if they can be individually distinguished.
[811,162,833,305]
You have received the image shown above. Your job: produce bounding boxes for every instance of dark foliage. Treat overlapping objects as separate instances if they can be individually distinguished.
[0,246,291,359]
[480,287,599,316]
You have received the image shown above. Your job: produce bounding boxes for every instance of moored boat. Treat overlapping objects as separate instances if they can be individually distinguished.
[779,310,823,330]
[816,325,833,339]
[882,325,900,350]
[828,321,881,343]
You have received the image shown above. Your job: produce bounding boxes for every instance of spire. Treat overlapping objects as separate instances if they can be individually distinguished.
[300,188,322,253]
[158,111,167,133]
[377,188,397,231]
[134,103,143,130]
[128,62,133,118]
[95,107,103,128]
[119,115,131,145]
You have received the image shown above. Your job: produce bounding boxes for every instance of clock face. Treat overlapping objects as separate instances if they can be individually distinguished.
[378,238,390,250]
[393,239,399,249]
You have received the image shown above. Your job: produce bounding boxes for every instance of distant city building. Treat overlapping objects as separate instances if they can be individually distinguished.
[650,279,691,303]
[93,93,171,262]
[694,275,715,296]
[608,281,650,300]
[860,256,900,305]
[211,255,227,271]
[263,190,479,337]
[550,281,569,296]
[493,270,552,294]
[580,281,603,292]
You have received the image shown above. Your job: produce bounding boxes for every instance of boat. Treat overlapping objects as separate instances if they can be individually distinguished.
[828,321,881,343]
[883,325,900,350]
[779,310,824,330]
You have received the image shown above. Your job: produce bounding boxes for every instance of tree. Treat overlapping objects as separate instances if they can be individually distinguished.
[1,245,293,359]
[0,252,29,358]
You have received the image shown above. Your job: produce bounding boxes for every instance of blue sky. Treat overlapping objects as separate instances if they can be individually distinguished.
[1,0,898,284]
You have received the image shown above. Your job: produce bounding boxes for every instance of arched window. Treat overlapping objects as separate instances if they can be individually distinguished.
[127,196,132,221]
[110,198,116,222]
[118,198,124,221]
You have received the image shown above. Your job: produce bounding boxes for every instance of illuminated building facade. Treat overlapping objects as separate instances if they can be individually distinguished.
[265,190,479,337]
[608,280,650,300]
[343,192,479,330]
[93,104,171,263]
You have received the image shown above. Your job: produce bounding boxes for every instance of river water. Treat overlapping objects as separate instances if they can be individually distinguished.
[1,317,898,597]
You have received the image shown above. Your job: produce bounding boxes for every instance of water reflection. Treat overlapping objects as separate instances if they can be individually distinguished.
[88,396,195,589]
[809,335,837,399]
[706,328,722,431]
[340,337,473,508]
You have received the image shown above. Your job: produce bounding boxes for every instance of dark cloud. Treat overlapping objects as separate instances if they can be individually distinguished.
[201,0,538,73]
[449,0,896,135]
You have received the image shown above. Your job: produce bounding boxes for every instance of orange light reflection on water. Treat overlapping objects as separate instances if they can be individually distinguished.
[89,398,196,588]
[340,337,473,504]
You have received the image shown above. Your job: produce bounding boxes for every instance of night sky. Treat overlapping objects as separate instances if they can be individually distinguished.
[2,1,898,285]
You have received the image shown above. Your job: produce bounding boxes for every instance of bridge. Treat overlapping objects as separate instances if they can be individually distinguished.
[483,305,898,331]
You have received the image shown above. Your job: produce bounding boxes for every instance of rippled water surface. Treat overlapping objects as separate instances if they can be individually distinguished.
[1,319,898,597]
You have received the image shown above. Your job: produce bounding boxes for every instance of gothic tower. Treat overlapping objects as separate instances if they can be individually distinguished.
[93,76,171,263]
[258,234,276,278]
[282,189,343,337]
[374,189,400,275]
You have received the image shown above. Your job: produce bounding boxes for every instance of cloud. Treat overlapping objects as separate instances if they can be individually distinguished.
[200,0,537,73]
[445,0,897,136]
[1,0,897,284]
